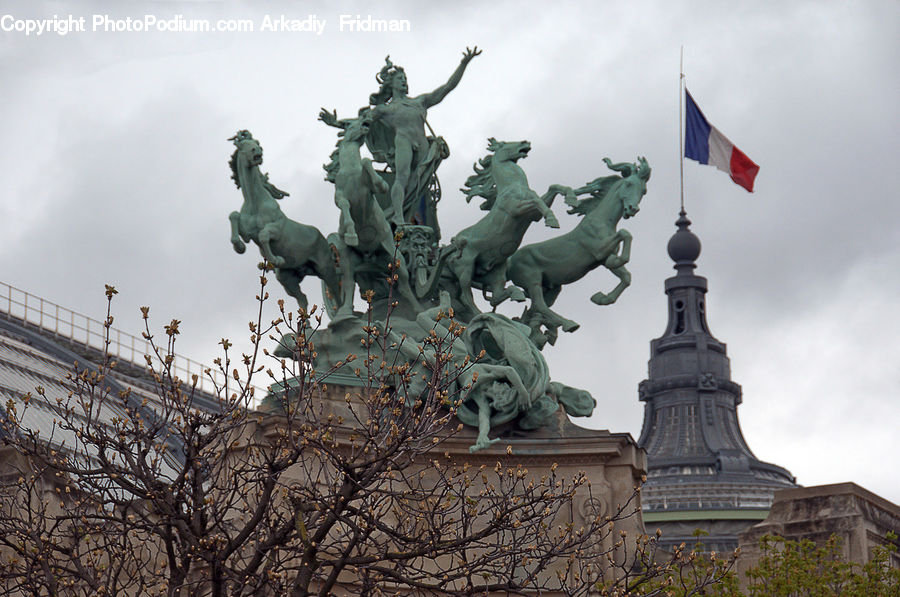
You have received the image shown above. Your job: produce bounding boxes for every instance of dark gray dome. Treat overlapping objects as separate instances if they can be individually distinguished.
[639,210,796,553]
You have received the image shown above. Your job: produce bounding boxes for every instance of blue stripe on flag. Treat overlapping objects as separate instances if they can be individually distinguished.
[684,89,711,164]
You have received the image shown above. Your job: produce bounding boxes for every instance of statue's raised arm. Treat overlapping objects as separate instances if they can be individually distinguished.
[363,49,480,228]
[318,108,341,129]
[418,46,481,108]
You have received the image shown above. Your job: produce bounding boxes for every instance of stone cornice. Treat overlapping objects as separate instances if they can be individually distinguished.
[638,375,742,401]
[254,392,647,475]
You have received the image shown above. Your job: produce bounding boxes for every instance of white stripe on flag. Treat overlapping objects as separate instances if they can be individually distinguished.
[707,125,734,175]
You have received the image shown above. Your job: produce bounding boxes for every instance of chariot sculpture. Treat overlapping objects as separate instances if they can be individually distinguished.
[227,48,651,452]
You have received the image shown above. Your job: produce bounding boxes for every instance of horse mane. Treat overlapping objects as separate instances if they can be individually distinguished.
[461,154,497,210]
[567,175,621,216]
[229,147,241,189]
[229,139,288,198]
[323,147,340,183]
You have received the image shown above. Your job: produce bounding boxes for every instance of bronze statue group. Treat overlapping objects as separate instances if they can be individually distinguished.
[228,49,650,451]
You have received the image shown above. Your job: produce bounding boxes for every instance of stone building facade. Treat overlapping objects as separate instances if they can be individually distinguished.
[737,482,900,576]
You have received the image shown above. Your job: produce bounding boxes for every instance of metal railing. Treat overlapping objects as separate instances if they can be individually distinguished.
[0,281,241,395]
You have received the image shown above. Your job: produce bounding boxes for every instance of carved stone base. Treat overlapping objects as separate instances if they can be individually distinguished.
[260,378,648,591]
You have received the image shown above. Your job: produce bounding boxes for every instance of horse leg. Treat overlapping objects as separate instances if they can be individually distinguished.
[449,253,481,316]
[257,222,285,267]
[228,212,246,254]
[535,187,569,229]
[535,199,559,229]
[485,264,525,307]
[509,254,558,336]
[528,281,579,333]
[275,268,309,311]
[335,192,358,247]
[513,194,558,228]
[311,244,344,315]
[591,264,632,306]
[604,230,633,269]
[516,303,554,348]
[511,253,556,326]
[541,285,566,342]
[335,246,357,317]
[543,184,574,205]
[363,158,390,197]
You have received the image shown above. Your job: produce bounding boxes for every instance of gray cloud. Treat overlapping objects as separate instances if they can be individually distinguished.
[2,0,898,502]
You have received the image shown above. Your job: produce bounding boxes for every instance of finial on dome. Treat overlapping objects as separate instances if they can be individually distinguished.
[667,209,701,272]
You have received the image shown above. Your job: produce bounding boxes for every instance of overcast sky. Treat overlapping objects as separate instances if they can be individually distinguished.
[2,1,898,503]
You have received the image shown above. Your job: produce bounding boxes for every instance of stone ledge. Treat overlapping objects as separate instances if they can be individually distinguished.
[771,482,900,519]
[736,482,900,580]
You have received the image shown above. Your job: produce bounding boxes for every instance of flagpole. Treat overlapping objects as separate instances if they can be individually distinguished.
[679,46,685,214]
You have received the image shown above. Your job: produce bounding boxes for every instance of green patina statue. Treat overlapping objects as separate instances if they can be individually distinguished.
[366,48,480,229]
[509,157,651,347]
[446,138,574,320]
[319,110,421,318]
[228,50,651,452]
[383,292,596,453]
[228,130,342,313]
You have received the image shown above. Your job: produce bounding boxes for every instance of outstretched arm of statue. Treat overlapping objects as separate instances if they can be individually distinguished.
[468,391,500,453]
[420,46,481,108]
[318,108,341,128]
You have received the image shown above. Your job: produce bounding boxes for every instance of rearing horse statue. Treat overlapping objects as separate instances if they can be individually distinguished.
[445,138,573,318]
[320,111,422,316]
[228,130,342,312]
[508,157,651,345]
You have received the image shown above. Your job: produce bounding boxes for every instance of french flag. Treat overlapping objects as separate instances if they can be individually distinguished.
[684,89,759,192]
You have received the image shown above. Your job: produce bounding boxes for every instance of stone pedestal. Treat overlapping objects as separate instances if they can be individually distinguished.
[438,411,648,588]
[260,374,648,592]
[280,373,647,518]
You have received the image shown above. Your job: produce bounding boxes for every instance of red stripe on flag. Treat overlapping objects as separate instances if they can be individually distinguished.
[730,146,759,192]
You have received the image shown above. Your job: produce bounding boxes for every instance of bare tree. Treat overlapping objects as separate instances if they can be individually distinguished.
[0,277,732,596]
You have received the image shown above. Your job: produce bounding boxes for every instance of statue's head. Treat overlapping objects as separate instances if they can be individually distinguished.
[229,129,253,144]
[228,130,263,188]
[229,130,263,165]
[486,137,531,163]
[370,56,407,104]
[566,157,651,219]
[337,112,372,144]
[607,156,650,219]
[462,138,531,210]
[386,69,408,95]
